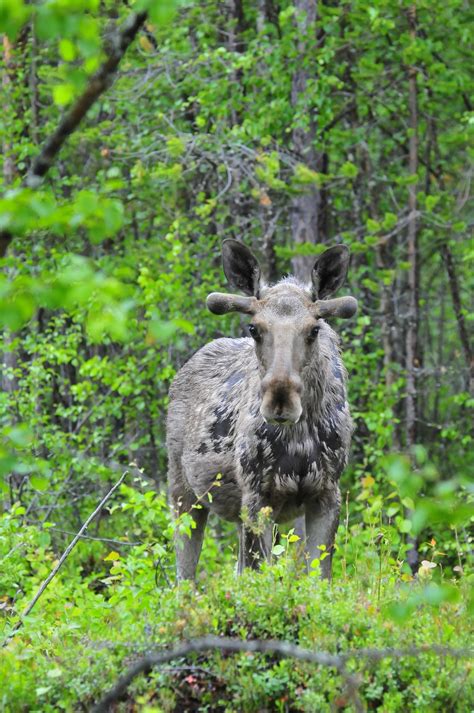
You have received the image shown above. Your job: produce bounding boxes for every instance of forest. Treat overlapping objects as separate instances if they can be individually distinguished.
[0,0,472,711]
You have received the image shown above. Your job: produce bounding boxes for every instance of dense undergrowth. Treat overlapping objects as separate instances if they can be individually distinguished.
[1,475,472,712]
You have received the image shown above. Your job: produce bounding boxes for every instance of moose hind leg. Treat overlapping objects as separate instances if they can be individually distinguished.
[305,488,341,580]
[174,504,208,582]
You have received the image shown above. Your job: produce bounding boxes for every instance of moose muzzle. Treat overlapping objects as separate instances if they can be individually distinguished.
[260,372,303,425]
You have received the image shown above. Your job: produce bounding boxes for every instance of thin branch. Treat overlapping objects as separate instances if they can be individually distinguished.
[92,635,472,713]
[50,528,142,547]
[2,470,128,647]
[0,10,148,257]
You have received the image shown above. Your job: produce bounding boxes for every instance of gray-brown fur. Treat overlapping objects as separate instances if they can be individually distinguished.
[167,240,357,580]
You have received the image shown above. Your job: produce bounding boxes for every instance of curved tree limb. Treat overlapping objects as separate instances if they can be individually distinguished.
[93,635,359,713]
[0,10,148,258]
[92,635,472,713]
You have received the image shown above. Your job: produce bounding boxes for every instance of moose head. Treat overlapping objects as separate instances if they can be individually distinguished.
[207,240,357,426]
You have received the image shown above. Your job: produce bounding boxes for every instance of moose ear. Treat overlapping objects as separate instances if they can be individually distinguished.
[311,245,350,300]
[222,239,261,297]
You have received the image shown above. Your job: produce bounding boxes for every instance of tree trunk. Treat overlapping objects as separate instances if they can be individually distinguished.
[2,36,19,397]
[443,244,473,395]
[405,5,419,572]
[290,0,321,281]
[405,6,419,450]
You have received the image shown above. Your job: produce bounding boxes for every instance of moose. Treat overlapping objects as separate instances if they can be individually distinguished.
[167,240,357,580]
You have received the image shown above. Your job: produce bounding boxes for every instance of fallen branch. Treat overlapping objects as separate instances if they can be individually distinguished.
[0,10,148,257]
[92,636,473,713]
[2,469,128,647]
[92,636,353,713]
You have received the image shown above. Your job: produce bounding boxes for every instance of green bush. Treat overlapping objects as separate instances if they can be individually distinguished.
[1,478,472,711]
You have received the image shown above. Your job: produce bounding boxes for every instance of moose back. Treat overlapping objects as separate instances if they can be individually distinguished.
[167,240,357,580]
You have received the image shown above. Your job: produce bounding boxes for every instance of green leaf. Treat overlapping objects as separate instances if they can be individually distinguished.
[30,475,49,491]
[382,212,397,230]
[148,319,178,343]
[59,39,76,62]
[425,195,440,212]
[293,163,323,186]
[53,84,75,106]
[7,426,33,448]
[137,0,179,26]
[340,161,358,179]
[46,669,63,679]
[288,534,300,543]
[366,219,380,233]
[398,518,412,533]
[422,583,460,606]
[166,136,186,158]
[272,544,285,556]
[0,0,31,39]
[36,687,52,697]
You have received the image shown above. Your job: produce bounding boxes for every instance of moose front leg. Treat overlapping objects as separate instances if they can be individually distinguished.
[237,492,272,574]
[305,488,341,580]
[173,503,209,582]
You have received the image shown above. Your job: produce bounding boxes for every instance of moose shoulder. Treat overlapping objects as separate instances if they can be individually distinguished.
[167,240,357,580]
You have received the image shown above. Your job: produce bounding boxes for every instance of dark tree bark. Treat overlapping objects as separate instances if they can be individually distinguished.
[29,19,40,145]
[443,244,473,395]
[405,5,419,450]
[290,0,322,281]
[2,35,19,397]
[2,36,16,187]
[257,0,281,37]
[405,5,420,572]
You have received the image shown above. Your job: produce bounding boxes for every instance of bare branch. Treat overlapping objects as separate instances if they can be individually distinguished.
[50,528,142,547]
[92,635,357,713]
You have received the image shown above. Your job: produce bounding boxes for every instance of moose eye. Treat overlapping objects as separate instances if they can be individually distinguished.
[247,324,261,341]
[307,325,320,343]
